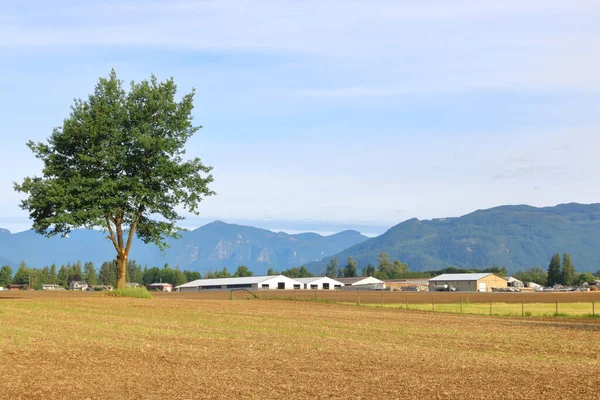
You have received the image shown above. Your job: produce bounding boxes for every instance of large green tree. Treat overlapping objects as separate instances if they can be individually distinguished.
[547,253,562,286]
[14,70,215,289]
[561,253,575,286]
[343,257,357,277]
[233,265,253,277]
[0,266,12,287]
[325,257,339,278]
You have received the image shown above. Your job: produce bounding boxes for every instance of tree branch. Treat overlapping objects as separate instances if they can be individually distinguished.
[104,215,119,252]
[125,210,142,255]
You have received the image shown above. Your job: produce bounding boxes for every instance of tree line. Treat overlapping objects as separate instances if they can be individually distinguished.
[0,261,255,290]
[513,253,599,286]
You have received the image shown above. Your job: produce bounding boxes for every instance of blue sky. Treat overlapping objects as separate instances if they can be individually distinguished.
[1,0,600,236]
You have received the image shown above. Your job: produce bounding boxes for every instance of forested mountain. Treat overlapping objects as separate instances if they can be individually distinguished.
[309,203,600,274]
[0,221,367,274]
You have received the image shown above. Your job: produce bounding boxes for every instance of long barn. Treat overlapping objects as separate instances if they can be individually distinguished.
[175,275,302,292]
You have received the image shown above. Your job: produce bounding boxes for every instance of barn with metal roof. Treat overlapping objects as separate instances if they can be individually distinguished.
[295,277,344,290]
[175,275,302,292]
[429,273,507,292]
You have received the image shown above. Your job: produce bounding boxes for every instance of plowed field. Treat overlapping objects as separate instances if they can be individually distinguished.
[1,292,599,399]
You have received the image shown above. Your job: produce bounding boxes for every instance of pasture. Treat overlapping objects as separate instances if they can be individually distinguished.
[1,291,599,399]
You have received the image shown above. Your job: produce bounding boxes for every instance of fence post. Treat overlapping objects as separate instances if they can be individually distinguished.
[522,299,524,317]
[357,291,361,306]
[381,291,383,307]
[556,301,558,315]
[593,301,595,317]
[432,297,435,312]
[314,289,317,302]
[336,290,339,303]
[405,296,408,310]
[230,290,233,301]
[489,300,492,316]
[460,297,463,313]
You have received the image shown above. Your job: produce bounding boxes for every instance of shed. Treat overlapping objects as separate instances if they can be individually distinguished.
[7,284,29,290]
[149,283,173,292]
[175,275,302,292]
[42,284,61,290]
[337,276,385,290]
[69,281,88,291]
[295,277,344,290]
[504,276,524,288]
[429,273,507,292]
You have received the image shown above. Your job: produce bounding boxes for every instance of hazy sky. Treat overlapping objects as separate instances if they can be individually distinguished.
[1,0,599,236]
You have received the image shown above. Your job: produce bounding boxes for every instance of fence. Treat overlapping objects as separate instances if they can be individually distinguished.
[226,289,600,318]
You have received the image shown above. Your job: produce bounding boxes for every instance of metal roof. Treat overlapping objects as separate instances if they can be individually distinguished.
[429,273,500,282]
[294,277,343,284]
[336,277,384,284]
[176,275,293,288]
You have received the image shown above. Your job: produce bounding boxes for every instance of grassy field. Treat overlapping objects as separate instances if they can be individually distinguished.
[1,292,600,399]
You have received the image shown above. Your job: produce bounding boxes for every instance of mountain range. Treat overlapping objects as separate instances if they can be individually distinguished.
[2,203,600,275]
[308,203,600,274]
[0,221,367,274]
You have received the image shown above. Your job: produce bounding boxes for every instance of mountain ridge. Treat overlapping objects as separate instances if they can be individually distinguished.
[0,221,368,274]
[307,202,600,274]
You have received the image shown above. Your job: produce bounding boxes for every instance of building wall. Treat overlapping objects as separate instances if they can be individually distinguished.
[429,275,508,292]
[259,276,302,290]
[300,278,344,290]
[429,280,478,292]
[478,275,507,292]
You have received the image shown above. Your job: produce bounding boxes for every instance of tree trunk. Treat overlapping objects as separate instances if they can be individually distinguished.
[116,253,127,289]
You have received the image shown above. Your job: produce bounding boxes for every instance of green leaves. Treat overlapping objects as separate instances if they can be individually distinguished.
[15,70,215,272]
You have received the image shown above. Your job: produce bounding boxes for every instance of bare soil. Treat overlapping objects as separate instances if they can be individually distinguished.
[1,291,599,399]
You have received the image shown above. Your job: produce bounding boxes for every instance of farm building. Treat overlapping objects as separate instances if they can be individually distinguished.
[295,277,344,290]
[429,273,507,292]
[504,276,524,288]
[149,283,173,292]
[384,278,430,292]
[42,284,61,290]
[69,281,88,291]
[175,275,302,292]
[7,284,29,290]
[337,276,385,290]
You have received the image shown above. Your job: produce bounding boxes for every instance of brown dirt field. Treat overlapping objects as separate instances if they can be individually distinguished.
[1,292,600,399]
[153,289,600,304]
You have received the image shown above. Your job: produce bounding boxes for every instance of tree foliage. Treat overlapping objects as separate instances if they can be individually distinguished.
[281,266,314,278]
[0,265,13,287]
[561,253,575,286]
[325,257,339,278]
[513,267,548,286]
[14,70,215,288]
[233,265,253,277]
[343,257,357,277]
[547,253,562,286]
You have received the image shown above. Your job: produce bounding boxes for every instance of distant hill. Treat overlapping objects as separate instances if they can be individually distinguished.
[308,203,600,274]
[0,221,367,274]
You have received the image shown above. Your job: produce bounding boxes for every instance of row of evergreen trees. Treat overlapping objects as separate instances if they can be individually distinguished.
[0,261,253,290]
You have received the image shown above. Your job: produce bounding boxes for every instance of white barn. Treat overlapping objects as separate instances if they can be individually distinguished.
[295,277,344,290]
[337,276,385,289]
[175,275,302,292]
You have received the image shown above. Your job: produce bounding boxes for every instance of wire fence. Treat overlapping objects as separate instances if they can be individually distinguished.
[226,289,600,318]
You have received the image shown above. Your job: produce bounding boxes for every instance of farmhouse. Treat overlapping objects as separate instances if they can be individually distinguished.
[295,277,344,290]
[429,273,507,292]
[149,283,173,292]
[336,276,384,289]
[175,275,302,292]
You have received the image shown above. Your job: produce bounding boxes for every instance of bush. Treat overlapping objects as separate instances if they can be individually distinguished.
[105,287,152,299]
